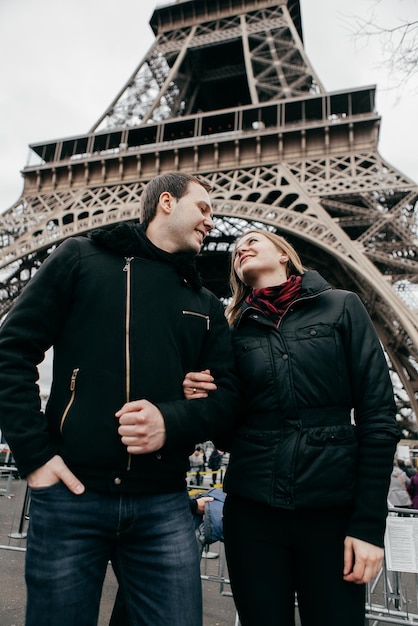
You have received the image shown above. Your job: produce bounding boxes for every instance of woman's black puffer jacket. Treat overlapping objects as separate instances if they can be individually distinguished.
[223,270,400,547]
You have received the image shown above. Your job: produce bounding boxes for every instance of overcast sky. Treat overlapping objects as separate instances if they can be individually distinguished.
[0,0,417,215]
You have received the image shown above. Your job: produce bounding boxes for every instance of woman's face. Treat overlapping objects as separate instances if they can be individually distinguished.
[233,232,288,288]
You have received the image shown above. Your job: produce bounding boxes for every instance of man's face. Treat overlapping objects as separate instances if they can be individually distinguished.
[165,182,214,254]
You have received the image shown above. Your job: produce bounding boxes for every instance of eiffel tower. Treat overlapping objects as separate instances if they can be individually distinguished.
[0,0,417,424]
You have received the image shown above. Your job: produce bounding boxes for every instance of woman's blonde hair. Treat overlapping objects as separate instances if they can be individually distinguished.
[225,229,307,325]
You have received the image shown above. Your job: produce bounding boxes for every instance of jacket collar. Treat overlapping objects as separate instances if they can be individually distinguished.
[235,270,332,327]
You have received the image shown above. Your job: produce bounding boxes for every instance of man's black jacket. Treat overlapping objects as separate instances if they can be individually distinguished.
[0,224,240,493]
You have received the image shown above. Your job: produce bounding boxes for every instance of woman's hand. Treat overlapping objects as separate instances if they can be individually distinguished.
[343,536,384,584]
[183,369,217,399]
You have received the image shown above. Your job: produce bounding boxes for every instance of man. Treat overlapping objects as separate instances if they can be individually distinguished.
[208,447,224,486]
[0,172,240,626]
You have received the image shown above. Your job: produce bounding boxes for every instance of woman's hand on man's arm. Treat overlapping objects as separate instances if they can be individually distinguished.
[182,369,217,399]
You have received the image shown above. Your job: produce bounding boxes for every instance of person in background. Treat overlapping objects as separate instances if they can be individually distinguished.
[183,229,399,626]
[0,172,240,626]
[189,446,205,486]
[207,447,224,486]
[407,468,418,509]
[388,460,412,508]
[397,458,416,478]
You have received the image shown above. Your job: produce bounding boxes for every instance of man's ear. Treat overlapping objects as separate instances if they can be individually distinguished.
[159,191,173,215]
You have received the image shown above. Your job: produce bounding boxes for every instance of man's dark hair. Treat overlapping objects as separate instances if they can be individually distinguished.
[140,172,212,227]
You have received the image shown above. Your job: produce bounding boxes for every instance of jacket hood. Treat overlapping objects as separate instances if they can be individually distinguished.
[90,222,143,256]
[89,222,202,290]
[297,270,332,298]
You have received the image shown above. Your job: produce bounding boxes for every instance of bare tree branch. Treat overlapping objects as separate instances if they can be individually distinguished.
[351,1,418,90]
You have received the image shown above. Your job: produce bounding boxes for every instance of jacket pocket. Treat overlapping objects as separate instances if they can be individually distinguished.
[224,428,283,503]
[182,310,210,330]
[296,425,358,507]
[306,424,355,446]
[232,336,276,398]
[54,367,126,468]
[60,367,80,433]
[295,323,334,340]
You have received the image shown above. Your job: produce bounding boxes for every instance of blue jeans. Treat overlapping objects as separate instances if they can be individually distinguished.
[25,483,202,626]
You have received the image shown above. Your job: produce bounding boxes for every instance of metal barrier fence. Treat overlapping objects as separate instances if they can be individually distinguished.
[365,506,418,625]
[187,467,225,488]
[2,470,418,625]
[0,471,29,551]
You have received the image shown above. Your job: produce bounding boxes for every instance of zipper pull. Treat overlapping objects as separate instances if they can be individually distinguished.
[70,368,79,391]
[123,257,134,271]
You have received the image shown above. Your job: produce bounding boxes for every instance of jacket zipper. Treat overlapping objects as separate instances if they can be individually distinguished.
[123,256,162,463]
[60,367,80,433]
[276,291,328,328]
[123,256,134,471]
[182,310,210,330]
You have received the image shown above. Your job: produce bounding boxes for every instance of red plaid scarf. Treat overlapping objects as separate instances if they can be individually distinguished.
[245,275,302,324]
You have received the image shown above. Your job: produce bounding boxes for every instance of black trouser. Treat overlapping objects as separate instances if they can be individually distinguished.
[223,496,366,626]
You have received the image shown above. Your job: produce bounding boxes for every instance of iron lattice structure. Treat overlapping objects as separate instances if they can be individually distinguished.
[0,0,417,426]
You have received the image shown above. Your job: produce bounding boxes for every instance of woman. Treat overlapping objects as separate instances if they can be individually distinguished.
[184,229,399,626]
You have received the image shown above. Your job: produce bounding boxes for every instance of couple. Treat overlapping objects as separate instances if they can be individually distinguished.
[0,172,398,626]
